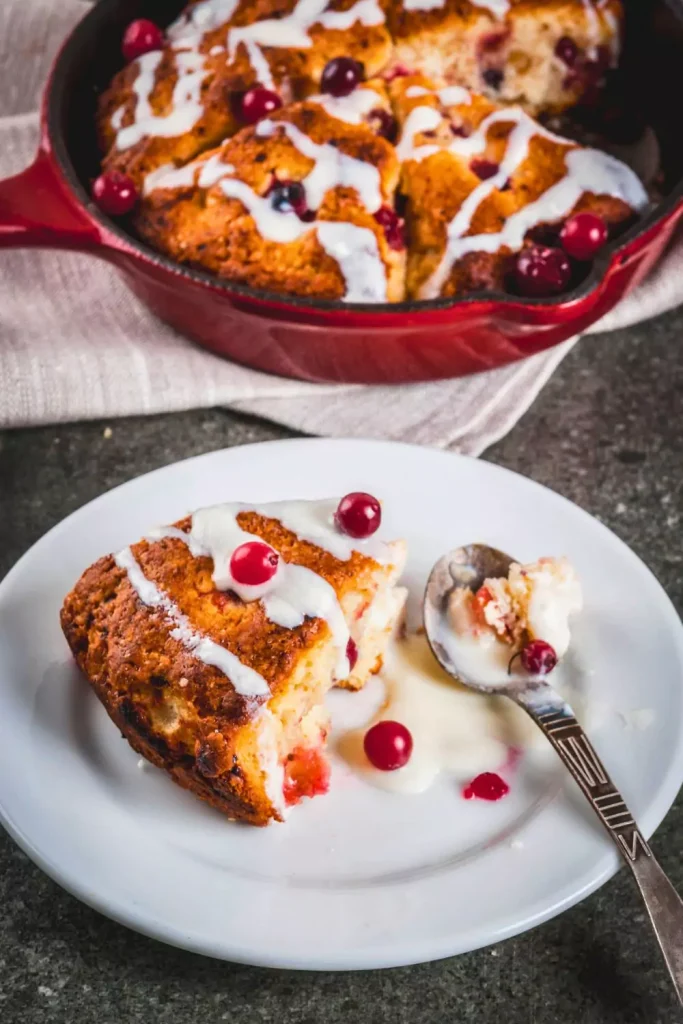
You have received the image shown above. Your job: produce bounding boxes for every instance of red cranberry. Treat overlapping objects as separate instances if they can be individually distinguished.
[374,206,406,251]
[346,638,359,671]
[92,171,138,216]
[470,158,500,180]
[555,36,580,67]
[335,492,382,538]
[482,67,504,91]
[369,108,398,143]
[268,179,308,218]
[463,772,509,801]
[230,541,279,586]
[560,212,608,261]
[321,57,364,97]
[450,122,470,138]
[364,720,413,771]
[478,31,508,54]
[520,639,558,675]
[235,88,282,124]
[122,19,165,63]
[514,244,571,297]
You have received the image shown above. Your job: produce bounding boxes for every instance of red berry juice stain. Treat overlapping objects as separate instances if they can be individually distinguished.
[462,772,510,802]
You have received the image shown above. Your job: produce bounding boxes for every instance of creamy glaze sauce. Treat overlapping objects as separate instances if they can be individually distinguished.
[337,634,536,793]
[336,633,590,794]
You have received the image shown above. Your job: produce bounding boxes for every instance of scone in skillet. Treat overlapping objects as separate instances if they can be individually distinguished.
[135,87,405,302]
[390,72,646,300]
[61,497,407,825]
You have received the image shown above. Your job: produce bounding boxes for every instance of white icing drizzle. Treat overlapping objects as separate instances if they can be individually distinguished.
[309,88,382,125]
[245,498,388,561]
[143,153,235,195]
[114,0,243,152]
[405,84,471,106]
[316,221,387,302]
[395,106,442,163]
[227,0,384,89]
[168,0,241,46]
[114,546,270,698]
[115,49,208,151]
[198,153,236,188]
[470,0,510,16]
[220,178,312,243]
[218,176,387,300]
[256,118,383,212]
[403,0,508,11]
[402,0,447,11]
[420,108,648,299]
[143,161,198,195]
[111,106,125,131]
[152,500,364,678]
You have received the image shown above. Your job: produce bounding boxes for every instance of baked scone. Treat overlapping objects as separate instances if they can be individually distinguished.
[390,73,647,299]
[388,0,623,117]
[98,0,392,189]
[61,499,407,825]
[135,90,405,301]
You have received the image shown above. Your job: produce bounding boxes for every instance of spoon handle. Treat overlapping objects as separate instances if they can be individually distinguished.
[514,685,683,1005]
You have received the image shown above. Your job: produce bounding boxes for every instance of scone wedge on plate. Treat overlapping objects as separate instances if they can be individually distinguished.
[61,498,407,825]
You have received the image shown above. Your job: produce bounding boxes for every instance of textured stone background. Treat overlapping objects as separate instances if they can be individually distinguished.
[0,310,681,1023]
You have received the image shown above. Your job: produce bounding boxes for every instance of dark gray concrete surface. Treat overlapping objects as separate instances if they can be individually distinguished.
[0,309,681,1024]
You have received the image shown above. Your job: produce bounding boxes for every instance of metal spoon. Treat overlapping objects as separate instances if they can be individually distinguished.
[423,543,683,1004]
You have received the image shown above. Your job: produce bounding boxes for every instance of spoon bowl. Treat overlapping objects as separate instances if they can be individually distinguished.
[424,543,517,695]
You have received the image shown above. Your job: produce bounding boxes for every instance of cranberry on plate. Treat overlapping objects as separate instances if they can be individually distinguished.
[335,492,382,538]
[230,541,279,587]
[235,88,282,125]
[122,19,165,63]
[364,720,413,771]
[321,57,364,97]
[92,171,138,216]
[346,637,359,672]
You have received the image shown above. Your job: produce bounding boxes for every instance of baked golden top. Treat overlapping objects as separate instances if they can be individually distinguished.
[96,0,643,302]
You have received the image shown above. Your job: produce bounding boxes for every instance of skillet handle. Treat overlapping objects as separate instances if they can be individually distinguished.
[0,148,101,250]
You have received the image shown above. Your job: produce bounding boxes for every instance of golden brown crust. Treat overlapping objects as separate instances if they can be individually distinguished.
[134,97,405,301]
[390,73,634,299]
[98,0,392,186]
[388,0,623,116]
[60,509,403,825]
[95,0,635,302]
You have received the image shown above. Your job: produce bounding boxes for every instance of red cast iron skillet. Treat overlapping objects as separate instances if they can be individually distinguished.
[1,0,683,384]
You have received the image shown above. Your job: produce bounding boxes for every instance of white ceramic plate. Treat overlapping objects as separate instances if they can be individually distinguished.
[0,439,682,971]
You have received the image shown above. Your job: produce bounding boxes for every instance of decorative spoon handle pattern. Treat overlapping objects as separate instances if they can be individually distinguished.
[516,684,683,1006]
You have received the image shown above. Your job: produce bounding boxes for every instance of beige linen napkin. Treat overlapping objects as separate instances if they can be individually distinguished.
[1,0,682,453]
